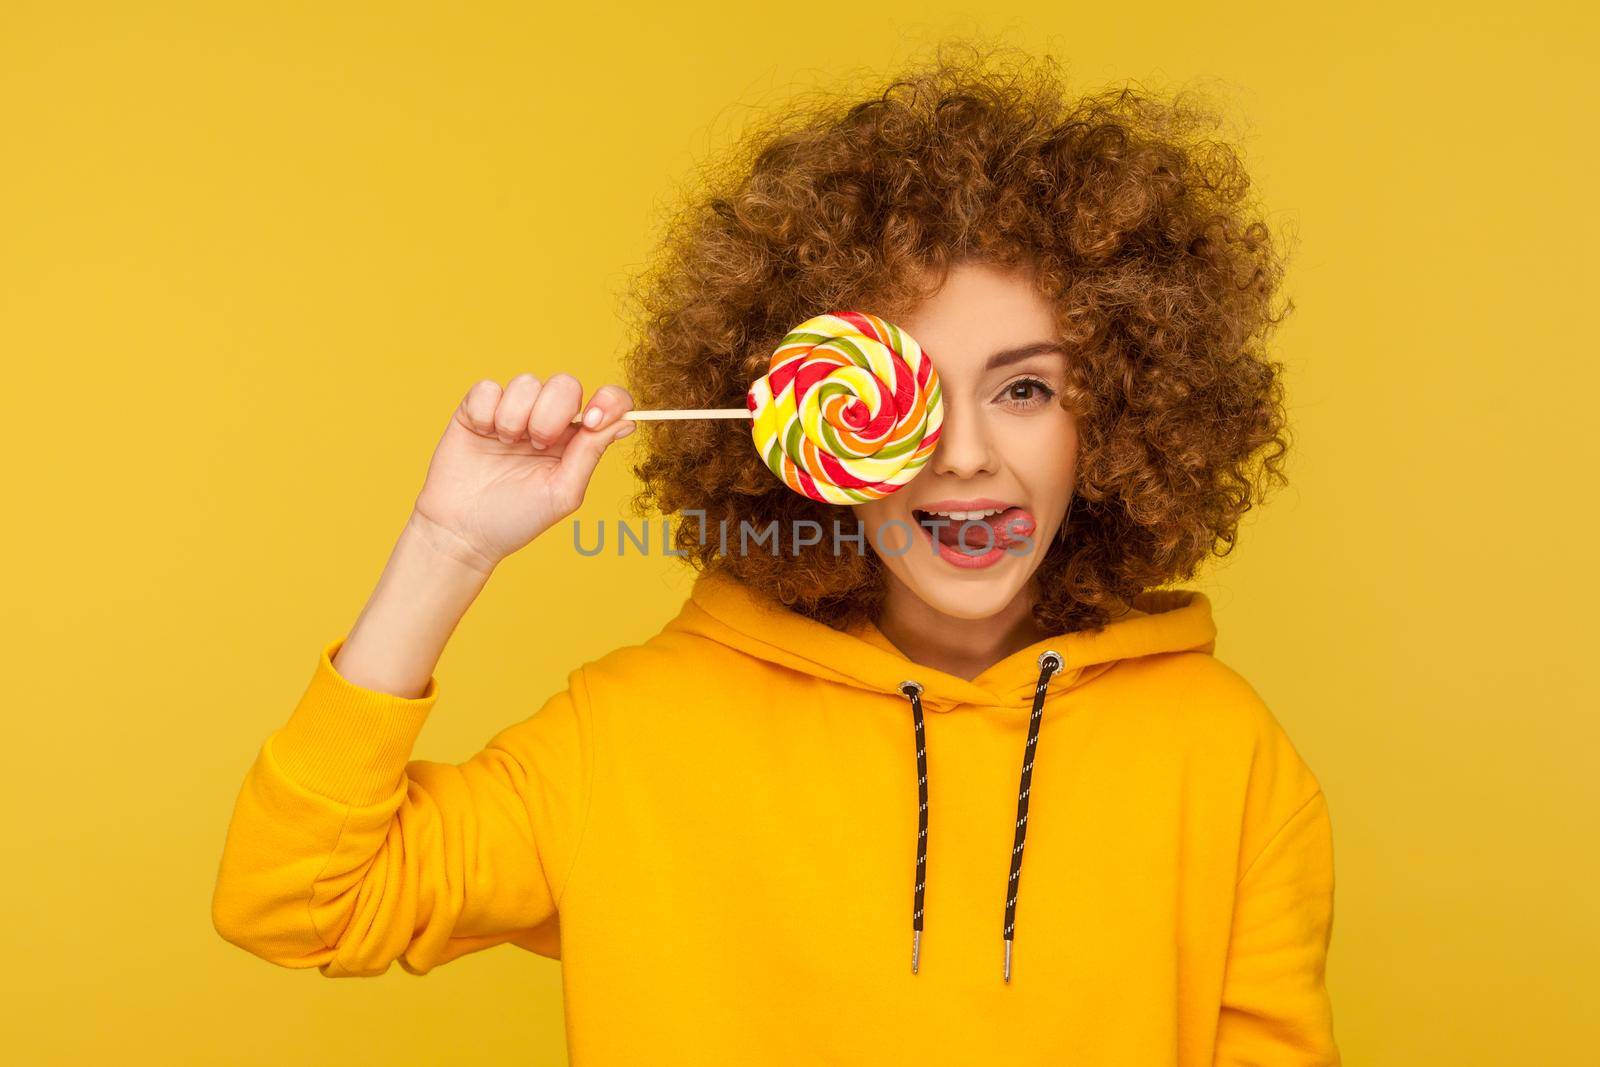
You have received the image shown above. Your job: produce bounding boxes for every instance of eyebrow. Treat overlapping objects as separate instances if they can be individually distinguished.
[985,341,1066,371]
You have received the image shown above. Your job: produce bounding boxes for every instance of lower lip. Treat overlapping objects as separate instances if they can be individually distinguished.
[914,509,1033,570]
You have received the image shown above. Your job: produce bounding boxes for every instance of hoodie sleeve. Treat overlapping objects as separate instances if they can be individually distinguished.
[1214,787,1339,1066]
[210,636,594,977]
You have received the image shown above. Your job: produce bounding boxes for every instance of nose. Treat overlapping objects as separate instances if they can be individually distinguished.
[928,396,998,479]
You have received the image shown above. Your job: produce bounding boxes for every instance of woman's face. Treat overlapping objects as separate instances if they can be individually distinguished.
[857,259,1078,621]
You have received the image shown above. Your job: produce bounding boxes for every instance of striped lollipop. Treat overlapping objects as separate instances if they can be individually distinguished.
[572,310,943,504]
[745,312,943,504]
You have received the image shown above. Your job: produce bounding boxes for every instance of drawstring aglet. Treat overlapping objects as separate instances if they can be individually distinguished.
[1004,938,1013,982]
[912,929,921,973]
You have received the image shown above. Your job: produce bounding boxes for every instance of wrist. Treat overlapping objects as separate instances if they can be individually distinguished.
[403,509,500,579]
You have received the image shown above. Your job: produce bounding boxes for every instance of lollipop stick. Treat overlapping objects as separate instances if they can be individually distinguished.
[568,407,754,424]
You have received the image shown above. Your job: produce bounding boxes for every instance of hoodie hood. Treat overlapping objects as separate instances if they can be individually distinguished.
[666,569,1221,981]
[670,569,1218,712]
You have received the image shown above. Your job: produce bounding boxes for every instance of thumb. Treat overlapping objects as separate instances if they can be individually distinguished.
[549,420,632,506]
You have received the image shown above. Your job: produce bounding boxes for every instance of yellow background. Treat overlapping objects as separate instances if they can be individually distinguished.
[3,2,1595,1063]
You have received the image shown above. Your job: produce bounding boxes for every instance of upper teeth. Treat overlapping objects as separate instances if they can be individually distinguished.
[920,508,1006,520]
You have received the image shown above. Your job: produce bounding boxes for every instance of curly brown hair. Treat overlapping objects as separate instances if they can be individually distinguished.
[620,42,1294,635]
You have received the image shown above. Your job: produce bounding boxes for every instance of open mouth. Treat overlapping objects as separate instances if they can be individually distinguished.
[911,505,1036,555]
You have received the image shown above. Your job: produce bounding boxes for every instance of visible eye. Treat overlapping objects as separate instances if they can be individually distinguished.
[997,376,1056,409]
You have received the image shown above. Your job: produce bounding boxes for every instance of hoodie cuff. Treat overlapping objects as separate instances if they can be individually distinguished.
[269,636,440,807]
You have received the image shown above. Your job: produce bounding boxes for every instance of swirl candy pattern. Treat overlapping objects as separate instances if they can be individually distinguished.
[745,311,944,505]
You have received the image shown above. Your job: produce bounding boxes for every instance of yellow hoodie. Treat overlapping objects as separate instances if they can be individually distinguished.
[213,569,1338,1065]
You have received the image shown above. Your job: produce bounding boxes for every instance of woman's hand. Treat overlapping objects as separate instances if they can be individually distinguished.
[410,373,635,573]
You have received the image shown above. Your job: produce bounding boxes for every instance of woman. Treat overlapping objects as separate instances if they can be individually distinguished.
[212,47,1338,1065]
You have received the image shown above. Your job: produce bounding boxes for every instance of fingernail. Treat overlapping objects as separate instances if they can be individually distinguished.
[613,420,635,438]
[583,406,602,428]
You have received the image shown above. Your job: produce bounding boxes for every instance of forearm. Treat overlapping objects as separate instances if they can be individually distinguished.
[333,510,494,698]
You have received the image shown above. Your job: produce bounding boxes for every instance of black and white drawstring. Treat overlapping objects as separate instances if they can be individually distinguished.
[898,678,931,974]
[898,649,1063,983]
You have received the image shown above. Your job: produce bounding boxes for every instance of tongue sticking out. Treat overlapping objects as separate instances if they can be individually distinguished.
[949,507,1035,551]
